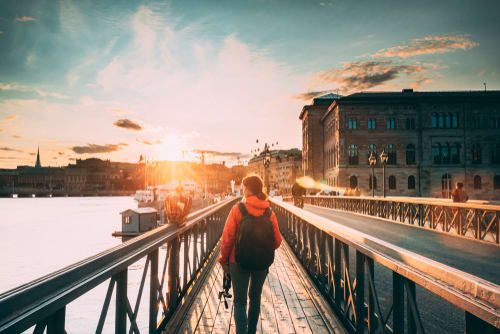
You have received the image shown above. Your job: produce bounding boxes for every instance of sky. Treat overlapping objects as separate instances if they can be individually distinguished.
[1,0,499,168]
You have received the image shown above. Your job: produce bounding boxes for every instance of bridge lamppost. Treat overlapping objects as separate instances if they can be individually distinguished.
[263,143,271,192]
[369,152,376,197]
[380,150,388,198]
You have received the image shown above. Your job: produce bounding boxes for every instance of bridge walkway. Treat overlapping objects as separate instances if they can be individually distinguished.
[167,240,346,334]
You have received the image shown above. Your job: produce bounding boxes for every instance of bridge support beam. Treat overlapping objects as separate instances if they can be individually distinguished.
[115,269,128,334]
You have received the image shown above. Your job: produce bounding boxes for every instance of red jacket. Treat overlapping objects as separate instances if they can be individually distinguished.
[218,196,282,265]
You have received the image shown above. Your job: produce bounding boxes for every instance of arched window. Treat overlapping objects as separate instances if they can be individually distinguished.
[406,144,416,165]
[451,143,460,164]
[442,173,452,198]
[408,176,416,189]
[432,113,437,128]
[389,175,396,189]
[369,175,377,190]
[472,144,482,164]
[350,175,358,189]
[442,143,450,164]
[474,175,482,190]
[494,175,500,190]
[433,143,441,164]
[452,113,458,128]
[438,113,444,128]
[348,144,358,165]
[445,113,451,128]
[387,144,397,165]
[367,144,377,163]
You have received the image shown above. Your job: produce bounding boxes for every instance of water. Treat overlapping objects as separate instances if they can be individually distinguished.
[0,197,157,333]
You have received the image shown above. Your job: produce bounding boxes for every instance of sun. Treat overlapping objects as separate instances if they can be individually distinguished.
[158,135,188,161]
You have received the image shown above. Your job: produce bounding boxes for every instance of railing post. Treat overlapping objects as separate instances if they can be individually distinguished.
[334,239,342,306]
[46,306,65,334]
[392,272,404,334]
[149,249,158,334]
[167,235,180,313]
[407,280,416,334]
[366,258,375,334]
[355,251,365,333]
[115,269,128,334]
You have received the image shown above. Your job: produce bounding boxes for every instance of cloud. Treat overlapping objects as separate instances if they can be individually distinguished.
[0,129,4,132]
[113,118,142,131]
[371,36,478,58]
[290,90,337,101]
[315,60,428,93]
[0,147,24,153]
[136,139,154,145]
[0,83,69,99]
[11,135,21,139]
[58,152,65,155]
[70,143,128,154]
[4,115,19,121]
[29,152,36,156]
[191,149,250,159]
[16,16,36,22]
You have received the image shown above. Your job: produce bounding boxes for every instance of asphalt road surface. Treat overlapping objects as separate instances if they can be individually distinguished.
[302,204,500,333]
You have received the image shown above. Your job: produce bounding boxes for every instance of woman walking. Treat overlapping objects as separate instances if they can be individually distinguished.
[218,174,282,334]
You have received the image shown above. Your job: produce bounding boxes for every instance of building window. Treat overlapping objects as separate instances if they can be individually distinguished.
[369,175,377,190]
[472,144,482,164]
[442,173,452,198]
[367,144,377,163]
[349,175,358,189]
[491,117,500,129]
[406,118,416,129]
[438,113,444,128]
[406,144,416,165]
[124,216,131,224]
[432,113,438,128]
[494,175,500,190]
[452,113,458,128]
[348,118,357,130]
[368,118,376,129]
[472,116,480,129]
[445,114,451,128]
[492,144,500,164]
[442,143,451,164]
[387,118,395,129]
[348,144,358,165]
[389,175,396,189]
[408,175,416,190]
[474,175,482,190]
[386,144,397,165]
[433,143,441,164]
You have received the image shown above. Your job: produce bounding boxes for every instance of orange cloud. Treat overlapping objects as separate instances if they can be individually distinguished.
[290,90,337,101]
[372,36,478,58]
[70,143,128,154]
[5,115,19,121]
[16,16,36,22]
[114,118,142,131]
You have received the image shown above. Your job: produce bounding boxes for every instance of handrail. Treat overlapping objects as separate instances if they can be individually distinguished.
[0,197,239,334]
[270,198,500,332]
[302,195,500,243]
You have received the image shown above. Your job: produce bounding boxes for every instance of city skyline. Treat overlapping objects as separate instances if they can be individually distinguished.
[1,0,500,168]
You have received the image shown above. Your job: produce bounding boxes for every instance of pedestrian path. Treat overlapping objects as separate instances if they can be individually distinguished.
[168,239,346,333]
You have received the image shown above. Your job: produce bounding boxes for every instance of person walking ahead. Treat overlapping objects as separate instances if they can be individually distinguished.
[218,174,282,334]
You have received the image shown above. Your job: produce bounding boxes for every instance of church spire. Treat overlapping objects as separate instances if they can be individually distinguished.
[35,146,41,168]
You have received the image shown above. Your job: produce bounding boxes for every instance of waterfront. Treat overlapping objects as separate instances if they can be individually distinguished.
[0,197,152,333]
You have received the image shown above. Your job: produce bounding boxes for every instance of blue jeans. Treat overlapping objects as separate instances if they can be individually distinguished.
[229,263,268,334]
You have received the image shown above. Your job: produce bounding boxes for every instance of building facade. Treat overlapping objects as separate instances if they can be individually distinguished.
[301,90,500,200]
[248,148,302,194]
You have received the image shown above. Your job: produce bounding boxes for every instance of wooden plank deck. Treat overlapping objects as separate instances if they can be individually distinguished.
[173,239,346,334]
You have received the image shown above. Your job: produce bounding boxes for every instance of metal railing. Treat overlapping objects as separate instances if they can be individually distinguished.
[0,197,238,334]
[302,196,500,244]
[270,198,500,333]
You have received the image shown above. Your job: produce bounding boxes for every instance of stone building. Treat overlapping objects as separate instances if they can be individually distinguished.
[248,148,302,194]
[301,89,500,200]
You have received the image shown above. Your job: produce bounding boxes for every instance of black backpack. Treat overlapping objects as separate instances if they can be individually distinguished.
[234,202,275,271]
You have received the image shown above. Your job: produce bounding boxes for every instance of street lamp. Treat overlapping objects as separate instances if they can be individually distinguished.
[369,152,376,197]
[380,149,388,198]
[263,143,271,191]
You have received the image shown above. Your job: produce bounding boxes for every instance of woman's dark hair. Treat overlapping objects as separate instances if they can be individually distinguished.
[242,174,267,200]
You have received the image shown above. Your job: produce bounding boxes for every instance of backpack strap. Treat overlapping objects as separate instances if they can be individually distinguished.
[263,207,272,217]
[238,202,248,216]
